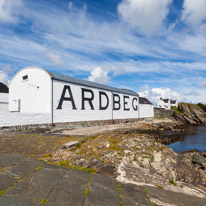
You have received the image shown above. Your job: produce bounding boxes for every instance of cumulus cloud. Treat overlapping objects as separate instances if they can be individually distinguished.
[0,0,22,24]
[0,63,18,85]
[184,89,199,96]
[46,52,64,67]
[139,87,183,105]
[88,67,110,84]
[182,0,206,29]
[118,0,173,35]
[200,79,206,87]
[0,70,8,85]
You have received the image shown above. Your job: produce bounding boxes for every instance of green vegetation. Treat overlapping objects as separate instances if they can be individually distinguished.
[35,166,42,171]
[179,102,196,106]
[197,103,206,111]
[75,143,81,149]
[117,184,123,206]
[153,116,167,119]
[54,161,96,173]
[133,156,137,161]
[0,189,7,196]
[84,188,89,197]
[42,153,52,158]
[71,166,96,173]
[156,185,163,189]
[169,179,177,186]
[172,107,183,115]
[41,199,48,205]
[152,202,157,206]
[0,167,8,172]
[143,188,149,195]
[84,175,93,197]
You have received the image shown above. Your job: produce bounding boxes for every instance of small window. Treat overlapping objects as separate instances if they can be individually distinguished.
[22,75,28,81]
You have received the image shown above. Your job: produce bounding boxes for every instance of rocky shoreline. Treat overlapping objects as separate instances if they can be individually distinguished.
[40,103,206,204]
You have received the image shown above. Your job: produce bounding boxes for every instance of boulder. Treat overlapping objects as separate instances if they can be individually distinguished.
[192,154,206,166]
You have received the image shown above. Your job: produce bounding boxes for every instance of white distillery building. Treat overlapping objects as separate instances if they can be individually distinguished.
[157,98,177,110]
[7,66,146,125]
[0,82,8,112]
[139,97,154,118]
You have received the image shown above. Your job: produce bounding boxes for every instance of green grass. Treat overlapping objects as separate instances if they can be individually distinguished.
[54,161,96,173]
[117,184,123,206]
[41,199,48,205]
[75,143,81,149]
[84,175,93,197]
[0,190,7,196]
[35,166,42,171]
[84,188,89,197]
[172,107,183,115]
[156,185,163,189]
[42,153,52,158]
[169,179,177,186]
[143,188,149,195]
[153,116,167,119]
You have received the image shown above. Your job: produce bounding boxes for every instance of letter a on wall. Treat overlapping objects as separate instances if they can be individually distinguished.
[57,85,77,110]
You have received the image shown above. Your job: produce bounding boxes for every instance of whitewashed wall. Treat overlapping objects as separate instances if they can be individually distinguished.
[53,80,139,123]
[158,99,171,110]
[9,67,51,113]
[112,92,139,120]
[0,112,51,127]
[139,104,154,118]
[0,93,8,112]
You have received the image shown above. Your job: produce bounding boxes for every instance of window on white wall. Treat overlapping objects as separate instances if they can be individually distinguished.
[22,75,28,81]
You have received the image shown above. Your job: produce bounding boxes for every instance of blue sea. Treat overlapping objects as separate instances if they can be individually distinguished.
[168,126,206,153]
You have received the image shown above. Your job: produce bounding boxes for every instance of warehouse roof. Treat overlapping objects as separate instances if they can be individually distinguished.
[49,72,138,96]
[0,82,8,93]
[139,97,153,105]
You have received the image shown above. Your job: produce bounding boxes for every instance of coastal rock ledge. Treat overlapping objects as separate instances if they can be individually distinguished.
[174,103,206,124]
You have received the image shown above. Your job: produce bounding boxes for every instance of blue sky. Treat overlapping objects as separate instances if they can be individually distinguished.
[0,0,206,104]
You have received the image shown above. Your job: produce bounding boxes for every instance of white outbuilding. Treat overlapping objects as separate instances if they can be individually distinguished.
[0,82,8,112]
[8,66,140,124]
[139,97,154,118]
[157,98,177,110]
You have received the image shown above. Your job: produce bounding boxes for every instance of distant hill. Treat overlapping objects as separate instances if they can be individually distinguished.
[0,82,9,93]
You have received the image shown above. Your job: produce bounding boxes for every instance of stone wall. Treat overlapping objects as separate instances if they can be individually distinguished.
[154,107,174,117]
[0,117,144,131]
[0,112,51,128]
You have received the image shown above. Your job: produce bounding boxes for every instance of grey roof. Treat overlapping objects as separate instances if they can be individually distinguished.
[0,82,8,93]
[49,72,138,96]
[139,97,153,105]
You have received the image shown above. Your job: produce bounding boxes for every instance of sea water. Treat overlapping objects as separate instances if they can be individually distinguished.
[168,126,206,153]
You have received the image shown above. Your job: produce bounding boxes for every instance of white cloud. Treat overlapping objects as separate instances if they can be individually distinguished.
[0,0,22,24]
[139,87,206,105]
[0,70,8,85]
[182,0,206,30]
[88,67,110,84]
[46,51,64,67]
[68,1,73,9]
[184,89,199,96]
[178,34,206,55]
[118,0,173,35]
[139,87,183,105]
[200,79,206,87]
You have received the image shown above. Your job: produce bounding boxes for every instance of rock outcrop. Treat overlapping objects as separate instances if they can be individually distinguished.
[174,103,206,124]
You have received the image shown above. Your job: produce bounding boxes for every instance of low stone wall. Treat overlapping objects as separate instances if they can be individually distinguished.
[154,107,174,117]
[0,112,51,128]
[0,115,144,131]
